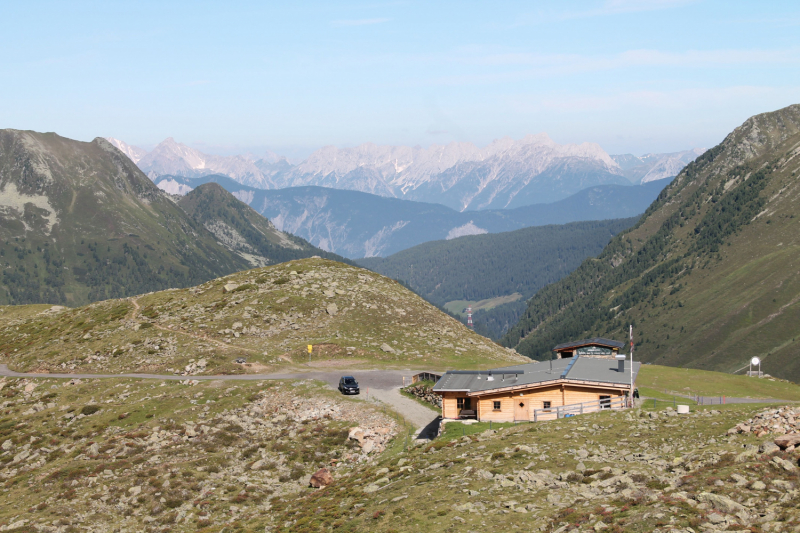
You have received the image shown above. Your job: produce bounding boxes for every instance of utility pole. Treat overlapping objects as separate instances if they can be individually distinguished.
[629,325,634,407]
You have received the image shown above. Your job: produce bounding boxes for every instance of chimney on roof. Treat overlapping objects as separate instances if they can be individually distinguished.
[615,353,626,372]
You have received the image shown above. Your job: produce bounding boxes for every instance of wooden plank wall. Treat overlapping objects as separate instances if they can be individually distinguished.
[473,385,626,422]
[439,385,628,421]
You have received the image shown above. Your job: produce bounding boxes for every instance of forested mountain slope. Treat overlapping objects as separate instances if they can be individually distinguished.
[502,104,800,383]
[359,218,636,338]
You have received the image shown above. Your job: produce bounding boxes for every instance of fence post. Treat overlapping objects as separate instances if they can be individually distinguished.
[673,396,676,408]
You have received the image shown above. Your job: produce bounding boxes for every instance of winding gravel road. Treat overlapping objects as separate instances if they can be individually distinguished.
[0,364,441,430]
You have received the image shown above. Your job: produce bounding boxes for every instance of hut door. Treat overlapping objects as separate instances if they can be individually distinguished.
[514,399,528,421]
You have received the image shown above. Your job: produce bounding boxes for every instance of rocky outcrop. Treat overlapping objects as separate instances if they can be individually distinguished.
[728,406,800,437]
[348,425,394,455]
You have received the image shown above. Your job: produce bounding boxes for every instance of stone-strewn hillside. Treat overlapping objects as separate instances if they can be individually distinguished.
[0,376,397,532]
[270,404,800,532]
[0,258,524,374]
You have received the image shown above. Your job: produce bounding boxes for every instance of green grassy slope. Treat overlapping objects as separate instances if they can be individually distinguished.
[0,258,526,375]
[637,365,800,401]
[501,104,800,382]
[358,218,637,338]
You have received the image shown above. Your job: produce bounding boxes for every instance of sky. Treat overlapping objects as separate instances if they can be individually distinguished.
[2,0,800,159]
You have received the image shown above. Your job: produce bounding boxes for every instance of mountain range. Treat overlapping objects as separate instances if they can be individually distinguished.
[0,130,341,306]
[109,135,704,211]
[502,103,800,383]
[152,174,669,258]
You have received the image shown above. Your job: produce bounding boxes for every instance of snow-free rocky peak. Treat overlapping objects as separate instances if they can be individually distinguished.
[132,133,641,211]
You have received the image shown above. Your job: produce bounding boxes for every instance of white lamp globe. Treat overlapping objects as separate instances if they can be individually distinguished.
[751,357,760,366]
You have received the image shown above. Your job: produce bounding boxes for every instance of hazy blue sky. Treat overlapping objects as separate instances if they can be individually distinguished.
[3,0,799,158]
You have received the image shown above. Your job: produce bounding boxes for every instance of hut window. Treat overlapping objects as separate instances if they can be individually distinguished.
[543,401,551,410]
[492,401,501,411]
[600,395,611,409]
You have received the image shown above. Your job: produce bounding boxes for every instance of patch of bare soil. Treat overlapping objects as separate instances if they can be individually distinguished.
[243,362,277,373]
[306,359,369,368]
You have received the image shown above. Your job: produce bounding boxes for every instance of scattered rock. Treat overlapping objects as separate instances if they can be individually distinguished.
[309,468,334,488]
[759,441,780,455]
[222,283,239,294]
[697,492,745,514]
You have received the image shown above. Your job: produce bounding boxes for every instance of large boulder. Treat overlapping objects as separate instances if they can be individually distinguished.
[309,468,334,488]
[774,434,800,449]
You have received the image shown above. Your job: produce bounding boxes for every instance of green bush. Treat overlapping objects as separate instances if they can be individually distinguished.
[232,283,257,293]
[80,405,101,416]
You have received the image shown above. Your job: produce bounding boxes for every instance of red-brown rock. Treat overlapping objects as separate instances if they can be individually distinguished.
[774,434,800,449]
[310,468,334,488]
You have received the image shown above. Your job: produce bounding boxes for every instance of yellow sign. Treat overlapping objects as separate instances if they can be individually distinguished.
[307,345,313,354]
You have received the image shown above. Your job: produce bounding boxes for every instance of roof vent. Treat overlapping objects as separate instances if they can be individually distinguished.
[486,372,494,381]
[616,353,626,372]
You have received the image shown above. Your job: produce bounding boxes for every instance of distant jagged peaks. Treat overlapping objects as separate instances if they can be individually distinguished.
[110,133,704,211]
[105,137,148,164]
[611,148,707,184]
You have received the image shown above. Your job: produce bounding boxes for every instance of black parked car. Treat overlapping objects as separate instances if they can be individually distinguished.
[338,376,360,395]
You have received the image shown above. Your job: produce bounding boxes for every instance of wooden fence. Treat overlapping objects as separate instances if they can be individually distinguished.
[412,372,442,384]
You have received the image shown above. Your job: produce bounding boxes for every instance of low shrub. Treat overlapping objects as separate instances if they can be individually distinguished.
[80,405,101,416]
[232,284,257,293]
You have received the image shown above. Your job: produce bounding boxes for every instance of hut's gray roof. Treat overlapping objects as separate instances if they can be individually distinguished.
[553,337,625,351]
[432,356,639,395]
